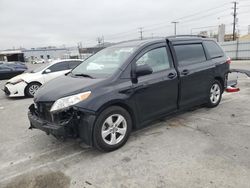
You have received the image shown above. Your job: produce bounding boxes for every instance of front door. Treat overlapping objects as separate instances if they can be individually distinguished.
[132,44,178,124]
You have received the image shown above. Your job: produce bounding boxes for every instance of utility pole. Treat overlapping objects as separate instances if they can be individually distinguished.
[102,35,105,47]
[77,42,82,59]
[232,1,238,41]
[171,21,179,35]
[139,27,143,40]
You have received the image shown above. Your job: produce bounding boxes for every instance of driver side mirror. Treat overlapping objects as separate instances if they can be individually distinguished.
[44,69,51,74]
[135,64,153,77]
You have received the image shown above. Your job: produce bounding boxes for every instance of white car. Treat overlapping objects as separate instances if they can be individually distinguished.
[31,59,45,64]
[3,59,83,97]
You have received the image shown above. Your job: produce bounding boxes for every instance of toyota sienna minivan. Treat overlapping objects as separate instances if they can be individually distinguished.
[28,36,230,151]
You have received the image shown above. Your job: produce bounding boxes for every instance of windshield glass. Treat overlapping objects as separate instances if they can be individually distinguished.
[31,63,50,73]
[71,46,135,78]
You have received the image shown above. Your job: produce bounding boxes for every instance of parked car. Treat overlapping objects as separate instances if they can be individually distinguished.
[0,62,28,80]
[28,36,230,152]
[31,59,45,64]
[0,61,27,68]
[3,59,83,97]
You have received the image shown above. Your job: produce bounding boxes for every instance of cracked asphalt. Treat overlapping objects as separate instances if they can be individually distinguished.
[0,61,250,188]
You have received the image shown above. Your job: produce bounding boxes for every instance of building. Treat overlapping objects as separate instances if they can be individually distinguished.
[0,47,80,62]
[218,24,226,42]
[239,25,250,41]
[23,47,70,62]
[240,34,250,41]
[0,50,25,62]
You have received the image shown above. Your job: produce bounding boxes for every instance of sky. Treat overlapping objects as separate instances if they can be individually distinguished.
[0,0,249,50]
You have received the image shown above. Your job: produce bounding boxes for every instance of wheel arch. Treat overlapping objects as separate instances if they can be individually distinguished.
[214,76,225,90]
[96,100,137,130]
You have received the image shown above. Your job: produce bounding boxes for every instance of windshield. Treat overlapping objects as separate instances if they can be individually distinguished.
[71,46,135,78]
[30,63,50,73]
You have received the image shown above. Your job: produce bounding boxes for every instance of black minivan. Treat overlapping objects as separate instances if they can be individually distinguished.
[28,36,230,151]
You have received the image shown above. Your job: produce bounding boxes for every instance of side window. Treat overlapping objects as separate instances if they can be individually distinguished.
[136,47,171,73]
[69,61,82,69]
[174,44,206,66]
[204,41,224,59]
[48,61,69,72]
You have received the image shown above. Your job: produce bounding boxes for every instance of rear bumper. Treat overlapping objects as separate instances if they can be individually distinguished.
[227,69,250,87]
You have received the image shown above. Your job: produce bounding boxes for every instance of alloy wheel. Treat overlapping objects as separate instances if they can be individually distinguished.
[101,114,127,145]
[210,83,221,104]
[29,84,40,96]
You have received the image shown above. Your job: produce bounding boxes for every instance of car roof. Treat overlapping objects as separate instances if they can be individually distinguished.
[111,35,215,48]
[112,38,166,48]
[50,59,83,65]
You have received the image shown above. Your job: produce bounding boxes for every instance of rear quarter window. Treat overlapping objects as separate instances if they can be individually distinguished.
[174,44,206,66]
[203,41,224,59]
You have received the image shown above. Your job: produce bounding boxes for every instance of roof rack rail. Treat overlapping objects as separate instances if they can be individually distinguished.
[167,35,207,38]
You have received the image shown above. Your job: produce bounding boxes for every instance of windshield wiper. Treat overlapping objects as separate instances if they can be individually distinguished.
[73,73,95,79]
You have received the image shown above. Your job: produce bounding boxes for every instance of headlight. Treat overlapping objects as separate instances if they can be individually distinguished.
[11,79,24,85]
[50,91,91,112]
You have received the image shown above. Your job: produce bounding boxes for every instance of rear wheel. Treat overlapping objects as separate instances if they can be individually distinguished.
[93,106,132,152]
[206,80,222,108]
[25,82,41,97]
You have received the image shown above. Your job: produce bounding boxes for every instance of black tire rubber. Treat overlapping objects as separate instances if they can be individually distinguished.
[25,82,41,97]
[93,106,132,152]
[206,80,223,108]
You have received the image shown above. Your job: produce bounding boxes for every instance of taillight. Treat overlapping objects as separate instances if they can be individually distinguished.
[226,86,240,93]
[226,57,232,64]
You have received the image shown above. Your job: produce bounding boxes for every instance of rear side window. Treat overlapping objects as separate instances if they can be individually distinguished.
[174,44,206,66]
[204,41,224,59]
[69,61,82,69]
[49,61,69,72]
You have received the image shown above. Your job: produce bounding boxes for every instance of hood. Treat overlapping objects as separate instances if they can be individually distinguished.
[34,75,105,102]
[7,73,36,83]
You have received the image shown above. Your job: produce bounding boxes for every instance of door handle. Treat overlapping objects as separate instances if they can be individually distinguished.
[168,72,177,79]
[181,69,190,75]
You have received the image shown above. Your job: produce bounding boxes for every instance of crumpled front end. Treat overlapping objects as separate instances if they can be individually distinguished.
[28,102,96,145]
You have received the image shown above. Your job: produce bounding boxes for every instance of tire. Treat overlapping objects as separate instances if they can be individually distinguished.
[93,106,132,152]
[25,82,41,97]
[206,80,223,108]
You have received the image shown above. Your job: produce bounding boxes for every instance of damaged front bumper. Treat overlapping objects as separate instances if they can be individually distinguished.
[28,111,73,138]
[28,103,96,146]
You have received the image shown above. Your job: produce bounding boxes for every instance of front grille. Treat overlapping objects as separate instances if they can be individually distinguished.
[35,102,54,122]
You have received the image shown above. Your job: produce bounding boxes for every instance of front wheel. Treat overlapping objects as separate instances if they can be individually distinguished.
[206,80,222,108]
[25,82,41,97]
[93,106,132,152]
